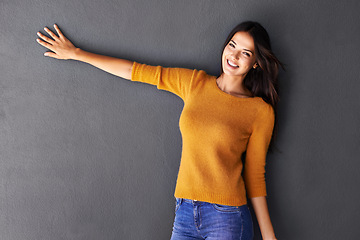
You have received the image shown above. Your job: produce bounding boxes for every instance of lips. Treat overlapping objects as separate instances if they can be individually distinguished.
[227,59,239,68]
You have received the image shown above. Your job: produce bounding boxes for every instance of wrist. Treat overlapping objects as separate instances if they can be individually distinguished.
[262,232,276,240]
[263,235,277,240]
[72,47,83,61]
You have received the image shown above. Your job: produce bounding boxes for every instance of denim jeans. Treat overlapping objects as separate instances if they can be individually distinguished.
[170,198,254,240]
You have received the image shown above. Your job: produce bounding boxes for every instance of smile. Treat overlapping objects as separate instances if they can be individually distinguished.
[227,60,239,68]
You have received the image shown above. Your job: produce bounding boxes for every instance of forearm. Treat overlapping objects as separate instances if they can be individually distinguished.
[250,196,277,240]
[73,48,133,80]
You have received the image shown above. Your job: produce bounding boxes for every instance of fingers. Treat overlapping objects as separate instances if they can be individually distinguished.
[36,38,55,52]
[44,51,59,59]
[36,24,60,54]
[54,24,65,39]
[36,24,75,60]
[44,26,60,41]
[37,31,55,45]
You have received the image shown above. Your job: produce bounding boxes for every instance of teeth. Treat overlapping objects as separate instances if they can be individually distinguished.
[227,60,238,67]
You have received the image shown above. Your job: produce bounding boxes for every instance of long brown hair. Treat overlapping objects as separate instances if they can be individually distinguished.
[221,21,284,152]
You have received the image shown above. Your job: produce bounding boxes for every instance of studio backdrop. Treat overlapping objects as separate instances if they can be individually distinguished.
[1,0,360,239]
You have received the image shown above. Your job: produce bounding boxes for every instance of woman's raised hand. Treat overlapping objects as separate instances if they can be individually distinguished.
[36,24,77,60]
[36,23,133,79]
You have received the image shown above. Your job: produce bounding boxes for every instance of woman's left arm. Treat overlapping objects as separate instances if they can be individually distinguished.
[250,196,277,240]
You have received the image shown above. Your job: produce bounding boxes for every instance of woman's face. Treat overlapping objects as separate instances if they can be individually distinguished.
[221,31,258,78]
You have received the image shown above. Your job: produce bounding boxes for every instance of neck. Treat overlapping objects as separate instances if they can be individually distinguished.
[216,74,253,98]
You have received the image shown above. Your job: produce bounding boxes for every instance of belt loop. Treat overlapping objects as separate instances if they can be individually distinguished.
[176,197,183,205]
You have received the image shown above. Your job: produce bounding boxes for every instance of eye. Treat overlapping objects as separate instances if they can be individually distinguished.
[243,52,251,57]
[229,42,235,48]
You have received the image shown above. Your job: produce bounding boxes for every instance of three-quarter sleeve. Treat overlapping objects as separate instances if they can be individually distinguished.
[131,62,196,100]
[243,103,275,198]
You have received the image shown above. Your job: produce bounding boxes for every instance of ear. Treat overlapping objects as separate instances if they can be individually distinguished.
[253,63,258,69]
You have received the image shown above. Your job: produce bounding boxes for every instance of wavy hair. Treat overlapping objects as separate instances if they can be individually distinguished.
[220,21,284,152]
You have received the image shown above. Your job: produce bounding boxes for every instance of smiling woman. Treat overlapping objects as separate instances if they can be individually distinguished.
[36,21,282,240]
[222,32,258,76]
[217,31,259,98]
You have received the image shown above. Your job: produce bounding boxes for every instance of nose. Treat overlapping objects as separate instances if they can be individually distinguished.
[232,51,241,60]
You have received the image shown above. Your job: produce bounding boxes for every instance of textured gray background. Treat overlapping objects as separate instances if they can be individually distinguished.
[1,0,360,239]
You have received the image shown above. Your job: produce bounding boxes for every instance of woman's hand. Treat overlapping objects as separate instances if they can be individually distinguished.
[36,23,133,79]
[36,24,77,60]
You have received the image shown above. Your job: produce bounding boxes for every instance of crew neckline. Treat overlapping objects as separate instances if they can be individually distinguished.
[212,76,259,101]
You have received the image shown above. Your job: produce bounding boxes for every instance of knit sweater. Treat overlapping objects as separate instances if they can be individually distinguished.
[131,62,275,206]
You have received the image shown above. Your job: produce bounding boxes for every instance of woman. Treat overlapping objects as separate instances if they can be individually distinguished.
[36,21,281,240]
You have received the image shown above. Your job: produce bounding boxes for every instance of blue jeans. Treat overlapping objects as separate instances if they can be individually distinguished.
[170,198,254,240]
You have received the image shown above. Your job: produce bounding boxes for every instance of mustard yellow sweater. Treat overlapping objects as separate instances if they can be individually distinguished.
[131,62,275,206]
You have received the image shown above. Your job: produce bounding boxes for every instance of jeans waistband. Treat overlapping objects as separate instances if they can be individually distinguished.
[176,197,248,208]
[177,198,206,207]
[181,198,199,203]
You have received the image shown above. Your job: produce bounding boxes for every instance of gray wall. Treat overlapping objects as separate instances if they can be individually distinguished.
[1,0,360,239]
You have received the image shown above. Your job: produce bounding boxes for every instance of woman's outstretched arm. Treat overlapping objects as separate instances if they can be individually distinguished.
[36,24,133,80]
[250,196,277,240]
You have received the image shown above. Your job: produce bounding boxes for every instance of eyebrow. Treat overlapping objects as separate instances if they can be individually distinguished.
[230,40,254,54]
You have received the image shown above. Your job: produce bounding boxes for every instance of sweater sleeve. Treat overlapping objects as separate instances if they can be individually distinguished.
[131,61,196,100]
[243,103,275,198]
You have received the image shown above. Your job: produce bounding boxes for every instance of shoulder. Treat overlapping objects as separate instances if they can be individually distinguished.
[191,69,214,83]
[164,65,212,81]
[253,98,275,122]
[257,98,274,111]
